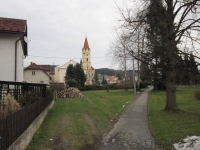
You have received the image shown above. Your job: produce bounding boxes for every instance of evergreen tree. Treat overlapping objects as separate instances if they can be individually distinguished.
[74,63,86,87]
[102,76,108,84]
[145,0,167,90]
[188,54,199,84]
[116,73,122,80]
[140,62,151,82]
[65,63,86,88]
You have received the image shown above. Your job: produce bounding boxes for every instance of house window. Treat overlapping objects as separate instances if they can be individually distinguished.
[32,71,35,76]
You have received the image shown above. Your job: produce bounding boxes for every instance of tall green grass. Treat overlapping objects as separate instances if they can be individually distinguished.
[27,89,137,150]
[149,86,200,149]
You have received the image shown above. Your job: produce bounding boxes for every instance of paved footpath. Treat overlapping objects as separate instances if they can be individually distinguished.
[98,87,156,150]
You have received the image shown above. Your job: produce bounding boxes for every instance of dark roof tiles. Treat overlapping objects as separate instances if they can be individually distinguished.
[25,63,51,71]
[38,65,50,71]
[0,17,26,33]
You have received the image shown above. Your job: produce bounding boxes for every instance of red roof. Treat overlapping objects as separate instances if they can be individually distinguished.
[25,63,51,71]
[25,63,41,70]
[38,65,50,71]
[0,17,26,33]
[50,71,55,75]
[83,37,90,49]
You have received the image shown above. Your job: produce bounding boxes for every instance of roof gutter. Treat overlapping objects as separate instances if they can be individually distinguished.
[15,37,22,82]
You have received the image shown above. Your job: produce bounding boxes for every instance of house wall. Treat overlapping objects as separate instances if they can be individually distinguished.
[0,33,24,82]
[54,68,67,83]
[54,60,77,83]
[24,70,50,84]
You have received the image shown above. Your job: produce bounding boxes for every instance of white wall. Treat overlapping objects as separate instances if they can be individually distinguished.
[54,60,77,83]
[24,70,50,84]
[0,33,24,82]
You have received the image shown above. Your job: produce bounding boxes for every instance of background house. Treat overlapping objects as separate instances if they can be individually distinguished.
[0,17,28,82]
[54,60,77,83]
[24,62,51,84]
[104,75,120,84]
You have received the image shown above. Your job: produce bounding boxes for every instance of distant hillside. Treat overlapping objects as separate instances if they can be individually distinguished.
[95,68,118,76]
[95,68,138,78]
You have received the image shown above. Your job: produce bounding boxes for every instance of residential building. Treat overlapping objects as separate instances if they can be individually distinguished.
[0,17,28,82]
[82,37,95,85]
[54,60,77,83]
[24,62,51,84]
[104,75,121,84]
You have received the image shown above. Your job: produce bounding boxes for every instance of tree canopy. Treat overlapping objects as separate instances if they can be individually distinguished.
[112,0,200,111]
[65,63,86,88]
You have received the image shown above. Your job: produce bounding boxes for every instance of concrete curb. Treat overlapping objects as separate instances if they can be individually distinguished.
[8,92,56,150]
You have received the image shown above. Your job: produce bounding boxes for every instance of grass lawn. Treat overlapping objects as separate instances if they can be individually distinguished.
[149,86,200,149]
[27,89,137,150]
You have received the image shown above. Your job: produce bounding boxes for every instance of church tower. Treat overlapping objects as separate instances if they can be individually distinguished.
[82,37,95,85]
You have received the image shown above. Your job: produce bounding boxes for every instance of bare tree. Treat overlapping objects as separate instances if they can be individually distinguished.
[114,0,200,111]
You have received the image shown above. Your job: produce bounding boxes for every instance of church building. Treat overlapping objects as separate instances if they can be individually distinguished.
[82,37,95,85]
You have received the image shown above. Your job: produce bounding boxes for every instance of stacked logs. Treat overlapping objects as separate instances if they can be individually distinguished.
[57,87,84,98]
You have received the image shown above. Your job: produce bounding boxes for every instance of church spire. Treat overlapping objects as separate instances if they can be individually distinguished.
[83,37,90,49]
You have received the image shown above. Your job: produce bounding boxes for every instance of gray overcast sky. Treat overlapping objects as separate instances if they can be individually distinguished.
[0,0,120,69]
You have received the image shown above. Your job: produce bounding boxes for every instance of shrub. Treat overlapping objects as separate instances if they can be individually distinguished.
[46,88,54,96]
[79,84,116,91]
[67,79,78,87]
[194,90,200,100]
[18,92,39,106]
[0,93,21,119]
[139,82,149,88]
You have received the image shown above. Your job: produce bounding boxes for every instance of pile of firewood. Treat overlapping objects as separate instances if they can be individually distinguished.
[57,87,84,98]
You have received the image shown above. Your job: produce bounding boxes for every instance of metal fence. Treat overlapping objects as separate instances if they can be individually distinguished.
[0,81,46,104]
[0,93,53,150]
[0,81,54,150]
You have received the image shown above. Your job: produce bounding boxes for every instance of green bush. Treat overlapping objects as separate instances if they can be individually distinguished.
[79,84,116,91]
[139,82,149,88]
[67,79,78,87]
[18,92,39,106]
[46,88,54,96]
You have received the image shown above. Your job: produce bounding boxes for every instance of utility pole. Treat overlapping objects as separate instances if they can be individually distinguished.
[133,54,136,94]
[124,53,128,91]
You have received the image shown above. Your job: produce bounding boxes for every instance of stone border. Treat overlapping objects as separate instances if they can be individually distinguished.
[8,92,57,150]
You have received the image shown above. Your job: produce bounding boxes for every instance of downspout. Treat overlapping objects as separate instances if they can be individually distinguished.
[15,37,22,82]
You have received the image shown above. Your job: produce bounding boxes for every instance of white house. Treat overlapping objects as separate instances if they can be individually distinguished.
[54,60,77,83]
[24,62,51,85]
[0,17,28,82]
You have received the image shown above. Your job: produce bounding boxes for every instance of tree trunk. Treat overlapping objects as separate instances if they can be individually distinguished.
[164,69,178,111]
[164,0,179,111]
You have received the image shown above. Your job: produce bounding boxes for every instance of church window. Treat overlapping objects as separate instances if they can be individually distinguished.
[86,58,88,62]
[86,54,88,56]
